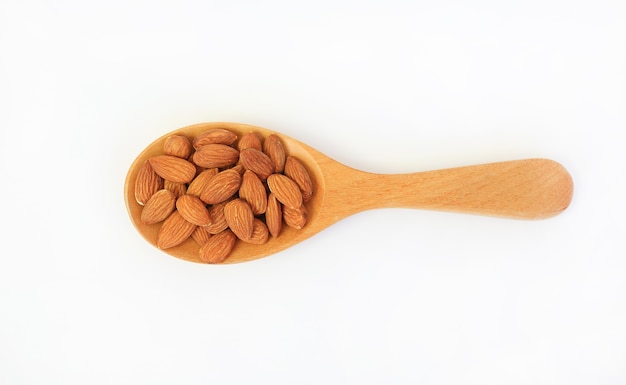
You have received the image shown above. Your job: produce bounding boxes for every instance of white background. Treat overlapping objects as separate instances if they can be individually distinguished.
[1,0,625,384]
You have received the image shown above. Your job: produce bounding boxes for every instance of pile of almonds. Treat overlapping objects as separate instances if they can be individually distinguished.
[134,128,313,263]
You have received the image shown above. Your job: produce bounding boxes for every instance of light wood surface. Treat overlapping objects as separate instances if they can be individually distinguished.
[124,122,574,264]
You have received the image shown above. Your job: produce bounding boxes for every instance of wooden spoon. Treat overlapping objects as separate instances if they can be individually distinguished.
[124,122,573,264]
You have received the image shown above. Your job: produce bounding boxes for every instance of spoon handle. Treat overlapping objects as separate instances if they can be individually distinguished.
[327,158,573,219]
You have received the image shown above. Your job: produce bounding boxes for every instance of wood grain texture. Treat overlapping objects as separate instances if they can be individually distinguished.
[320,158,573,220]
[125,122,573,264]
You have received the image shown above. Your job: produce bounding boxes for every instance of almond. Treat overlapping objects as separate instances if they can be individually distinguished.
[267,174,302,209]
[239,170,267,215]
[187,168,218,197]
[163,135,192,159]
[199,169,242,204]
[135,160,164,205]
[245,218,269,245]
[263,134,286,173]
[284,156,313,202]
[164,180,187,198]
[231,164,245,175]
[237,131,262,151]
[224,198,254,241]
[192,144,239,168]
[191,226,212,246]
[149,155,196,184]
[266,193,283,238]
[283,204,307,229]
[239,148,275,180]
[205,201,230,234]
[199,229,236,263]
[140,189,176,224]
[193,129,238,148]
[156,211,196,249]
[188,150,205,176]
[176,194,212,226]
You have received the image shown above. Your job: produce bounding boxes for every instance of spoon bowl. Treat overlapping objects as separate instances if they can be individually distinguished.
[124,122,573,264]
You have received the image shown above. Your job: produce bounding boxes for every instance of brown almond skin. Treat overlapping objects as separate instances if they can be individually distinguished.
[283,204,307,229]
[263,134,286,173]
[191,226,212,246]
[284,156,313,203]
[267,173,303,209]
[192,144,239,168]
[141,189,176,224]
[266,193,283,238]
[149,155,197,184]
[187,168,218,197]
[239,148,275,180]
[164,180,187,198]
[237,132,262,151]
[224,199,254,241]
[156,211,196,249]
[245,218,269,245]
[199,169,242,205]
[199,229,236,263]
[135,160,164,205]
[188,150,205,176]
[163,135,192,159]
[239,170,267,215]
[193,129,238,148]
[205,201,230,234]
[230,164,245,175]
[176,194,212,226]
